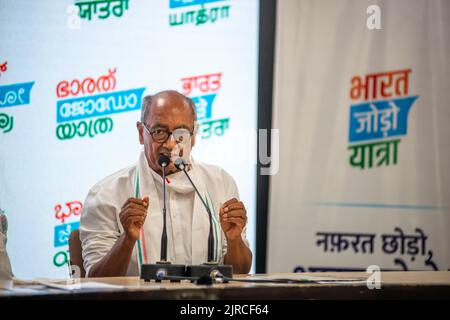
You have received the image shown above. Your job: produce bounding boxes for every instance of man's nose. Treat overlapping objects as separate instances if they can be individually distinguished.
[163,134,177,150]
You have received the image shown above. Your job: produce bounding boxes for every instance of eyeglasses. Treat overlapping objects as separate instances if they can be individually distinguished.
[142,123,193,144]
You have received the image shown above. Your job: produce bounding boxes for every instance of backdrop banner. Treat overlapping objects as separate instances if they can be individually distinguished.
[0,0,259,278]
[268,0,450,272]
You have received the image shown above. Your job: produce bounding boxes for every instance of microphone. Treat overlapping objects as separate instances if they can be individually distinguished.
[158,154,170,167]
[158,154,170,262]
[174,158,233,280]
[139,155,187,282]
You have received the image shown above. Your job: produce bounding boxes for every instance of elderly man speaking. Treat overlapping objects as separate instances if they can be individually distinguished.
[80,90,252,277]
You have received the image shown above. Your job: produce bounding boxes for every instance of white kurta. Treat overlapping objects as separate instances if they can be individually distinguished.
[80,150,249,276]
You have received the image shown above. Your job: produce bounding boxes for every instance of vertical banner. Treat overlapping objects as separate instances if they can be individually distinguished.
[0,0,259,278]
[268,0,450,272]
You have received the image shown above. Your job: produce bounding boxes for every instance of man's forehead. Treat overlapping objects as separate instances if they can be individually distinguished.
[147,96,193,126]
[150,94,189,112]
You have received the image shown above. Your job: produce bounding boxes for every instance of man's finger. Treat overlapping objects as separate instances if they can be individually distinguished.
[220,214,231,223]
[132,216,145,224]
[224,202,245,213]
[121,197,145,209]
[223,217,246,226]
[125,209,147,217]
[120,206,147,217]
[222,198,238,208]
[123,215,145,226]
[222,210,245,218]
[128,198,146,205]
[120,210,147,224]
[142,196,149,208]
[122,202,148,212]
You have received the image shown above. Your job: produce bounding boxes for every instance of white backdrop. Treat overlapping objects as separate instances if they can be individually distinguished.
[0,0,259,279]
[268,0,450,272]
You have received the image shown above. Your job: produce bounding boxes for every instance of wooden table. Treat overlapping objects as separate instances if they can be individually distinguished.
[1,272,450,300]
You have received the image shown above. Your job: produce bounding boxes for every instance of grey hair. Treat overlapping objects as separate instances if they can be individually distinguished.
[140,91,197,123]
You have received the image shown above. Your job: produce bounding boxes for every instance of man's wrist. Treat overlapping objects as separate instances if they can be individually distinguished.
[226,235,243,246]
[122,233,138,246]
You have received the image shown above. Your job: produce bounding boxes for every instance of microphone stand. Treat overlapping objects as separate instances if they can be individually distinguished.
[174,159,233,282]
[140,156,186,282]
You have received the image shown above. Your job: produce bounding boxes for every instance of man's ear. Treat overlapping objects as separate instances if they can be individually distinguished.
[137,121,144,145]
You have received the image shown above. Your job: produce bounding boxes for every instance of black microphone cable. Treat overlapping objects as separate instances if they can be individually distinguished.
[174,158,215,262]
